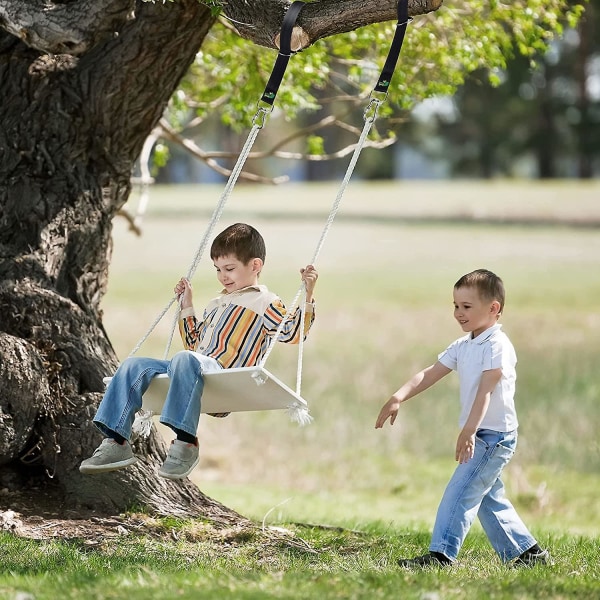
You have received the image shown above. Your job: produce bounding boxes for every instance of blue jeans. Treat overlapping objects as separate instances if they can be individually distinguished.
[94,351,223,440]
[429,429,537,562]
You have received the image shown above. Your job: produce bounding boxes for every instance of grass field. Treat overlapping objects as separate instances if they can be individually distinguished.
[4,180,598,599]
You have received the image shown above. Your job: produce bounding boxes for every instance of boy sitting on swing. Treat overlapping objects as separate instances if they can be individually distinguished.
[80,223,318,480]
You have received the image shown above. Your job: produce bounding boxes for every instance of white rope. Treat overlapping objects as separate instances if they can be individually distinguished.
[128,110,270,359]
[130,98,381,361]
[308,97,383,267]
[127,97,383,434]
[295,283,307,395]
[129,115,269,436]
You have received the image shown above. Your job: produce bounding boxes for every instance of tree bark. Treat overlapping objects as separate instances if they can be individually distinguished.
[0,0,441,519]
[0,0,136,55]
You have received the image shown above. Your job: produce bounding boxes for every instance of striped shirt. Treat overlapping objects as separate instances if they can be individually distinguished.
[178,284,315,369]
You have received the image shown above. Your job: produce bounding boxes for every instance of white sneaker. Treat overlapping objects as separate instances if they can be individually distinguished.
[158,440,199,480]
[79,438,137,474]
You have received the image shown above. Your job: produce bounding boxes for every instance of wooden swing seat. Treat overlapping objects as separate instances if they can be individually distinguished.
[103,366,308,415]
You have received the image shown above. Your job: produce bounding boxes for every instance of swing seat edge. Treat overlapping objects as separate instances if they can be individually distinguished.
[102,366,308,415]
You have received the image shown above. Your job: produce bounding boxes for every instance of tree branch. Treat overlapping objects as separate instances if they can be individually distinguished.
[222,0,444,50]
[158,119,289,184]
[1,0,444,56]
[0,0,136,55]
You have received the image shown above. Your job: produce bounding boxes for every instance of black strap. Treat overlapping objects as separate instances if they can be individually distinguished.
[261,1,305,105]
[374,0,411,94]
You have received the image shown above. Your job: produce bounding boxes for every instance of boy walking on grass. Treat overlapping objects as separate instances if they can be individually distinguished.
[80,223,318,480]
[376,269,551,568]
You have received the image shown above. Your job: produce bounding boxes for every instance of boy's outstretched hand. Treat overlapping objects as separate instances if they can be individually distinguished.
[300,264,318,302]
[375,396,401,428]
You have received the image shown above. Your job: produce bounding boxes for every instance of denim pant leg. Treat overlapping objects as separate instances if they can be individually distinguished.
[159,350,222,437]
[94,356,169,440]
[429,429,519,561]
[477,468,537,562]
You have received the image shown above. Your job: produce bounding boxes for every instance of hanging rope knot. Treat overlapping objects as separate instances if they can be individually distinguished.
[132,410,154,438]
[287,402,313,426]
[251,370,268,385]
[364,96,384,123]
[252,104,273,129]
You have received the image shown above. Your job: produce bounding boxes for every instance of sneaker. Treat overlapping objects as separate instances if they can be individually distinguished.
[79,438,137,474]
[158,440,199,480]
[513,548,553,567]
[398,552,452,568]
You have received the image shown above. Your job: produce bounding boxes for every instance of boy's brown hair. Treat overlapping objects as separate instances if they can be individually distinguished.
[210,223,266,265]
[454,269,505,314]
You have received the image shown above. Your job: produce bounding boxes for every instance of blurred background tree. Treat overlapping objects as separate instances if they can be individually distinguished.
[399,0,599,179]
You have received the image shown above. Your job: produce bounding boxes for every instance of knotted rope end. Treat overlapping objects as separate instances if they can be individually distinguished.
[287,402,313,426]
[132,410,155,438]
[251,370,268,386]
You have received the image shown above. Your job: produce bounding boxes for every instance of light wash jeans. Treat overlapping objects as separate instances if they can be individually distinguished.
[429,429,537,563]
[94,351,223,440]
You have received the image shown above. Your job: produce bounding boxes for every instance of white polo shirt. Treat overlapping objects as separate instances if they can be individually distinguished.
[438,324,518,432]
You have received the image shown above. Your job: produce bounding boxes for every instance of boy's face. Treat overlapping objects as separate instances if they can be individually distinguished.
[453,285,501,338]
[213,254,262,293]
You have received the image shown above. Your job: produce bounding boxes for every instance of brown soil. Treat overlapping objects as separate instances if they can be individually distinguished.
[0,489,162,544]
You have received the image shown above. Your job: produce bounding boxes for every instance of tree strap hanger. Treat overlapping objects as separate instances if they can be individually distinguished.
[261,1,306,106]
[374,0,411,95]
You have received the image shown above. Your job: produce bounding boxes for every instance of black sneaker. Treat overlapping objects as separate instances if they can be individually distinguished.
[398,552,452,568]
[513,548,553,567]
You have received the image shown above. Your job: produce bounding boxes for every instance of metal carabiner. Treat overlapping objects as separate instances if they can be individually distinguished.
[251,103,274,129]
[363,95,384,124]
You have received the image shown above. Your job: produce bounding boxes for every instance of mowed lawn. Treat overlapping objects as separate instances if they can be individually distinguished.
[102,180,600,537]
